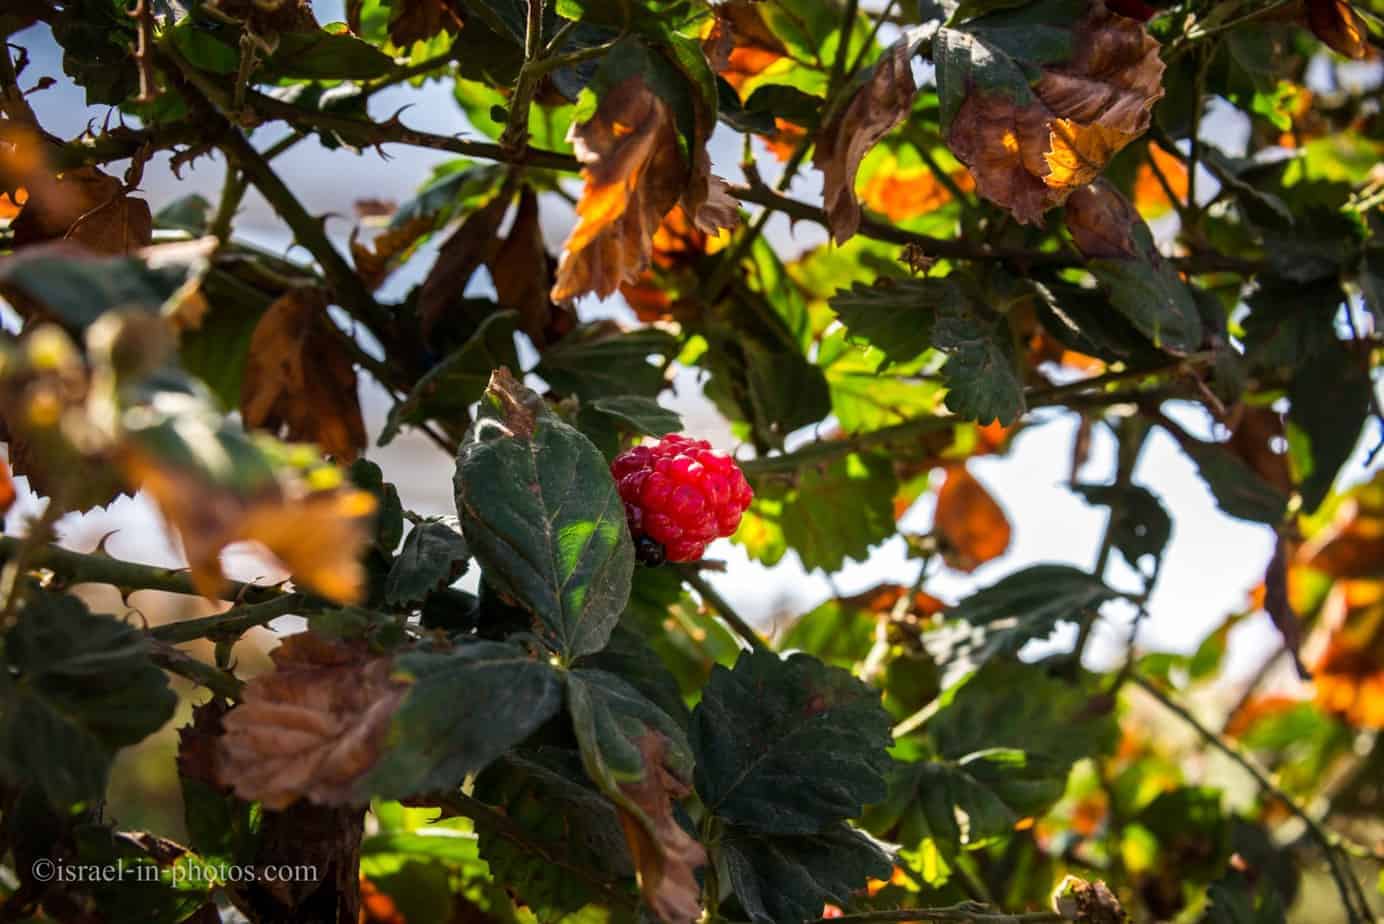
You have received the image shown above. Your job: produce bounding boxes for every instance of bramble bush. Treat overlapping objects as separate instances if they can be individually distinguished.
[0,0,1382,922]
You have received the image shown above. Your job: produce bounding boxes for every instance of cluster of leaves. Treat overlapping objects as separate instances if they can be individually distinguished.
[1,0,1383,922]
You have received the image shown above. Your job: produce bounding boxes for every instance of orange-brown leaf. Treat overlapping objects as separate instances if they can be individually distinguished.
[241,288,367,461]
[947,94,1059,226]
[388,0,464,46]
[552,75,686,302]
[814,38,918,243]
[127,448,377,604]
[1310,579,1384,728]
[703,0,786,91]
[1131,142,1187,217]
[617,733,707,924]
[1045,119,1138,191]
[934,464,1011,572]
[859,164,973,222]
[0,459,13,514]
[1306,0,1375,60]
[218,633,408,809]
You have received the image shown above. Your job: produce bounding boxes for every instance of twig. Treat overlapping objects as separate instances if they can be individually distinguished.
[1131,673,1373,923]
[149,640,244,699]
[675,564,768,652]
[500,0,546,153]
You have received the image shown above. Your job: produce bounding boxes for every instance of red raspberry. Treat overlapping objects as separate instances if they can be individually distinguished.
[611,434,754,563]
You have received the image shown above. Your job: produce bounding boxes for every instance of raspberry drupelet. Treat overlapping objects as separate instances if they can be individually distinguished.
[610,434,754,564]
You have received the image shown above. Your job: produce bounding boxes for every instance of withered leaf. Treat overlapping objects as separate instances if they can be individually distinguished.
[487,187,573,348]
[703,0,786,92]
[350,213,434,291]
[420,191,510,332]
[934,463,1011,572]
[1064,181,1137,258]
[552,74,685,302]
[12,166,152,254]
[944,8,1164,225]
[388,0,464,47]
[217,633,408,810]
[128,450,377,603]
[0,458,14,514]
[241,288,367,461]
[617,732,707,924]
[814,38,919,243]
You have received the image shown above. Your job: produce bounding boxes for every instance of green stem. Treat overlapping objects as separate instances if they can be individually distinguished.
[675,565,768,652]
[148,593,311,644]
[149,641,245,699]
[826,0,861,96]
[500,0,547,153]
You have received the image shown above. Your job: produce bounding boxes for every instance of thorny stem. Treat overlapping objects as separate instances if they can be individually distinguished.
[806,904,1063,924]
[0,535,284,605]
[147,593,312,644]
[1131,673,1374,924]
[500,0,548,153]
[675,564,769,652]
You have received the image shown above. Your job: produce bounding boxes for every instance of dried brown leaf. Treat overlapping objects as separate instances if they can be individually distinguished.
[388,0,464,47]
[814,38,918,243]
[487,187,574,348]
[703,0,786,91]
[1064,181,1138,258]
[0,458,13,514]
[947,8,1164,225]
[351,213,434,291]
[420,192,510,331]
[1306,0,1375,60]
[552,75,686,302]
[241,288,367,461]
[617,733,707,924]
[12,166,152,255]
[217,633,408,810]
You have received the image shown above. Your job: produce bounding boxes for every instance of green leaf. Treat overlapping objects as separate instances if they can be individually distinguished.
[1201,874,1287,924]
[474,750,634,917]
[1287,340,1372,513]
[386,521,471,607]
[1177,437,1288,525]
[70,826,212,924]
[582,396,683,439]
[0,592,177,810]
[535,326,680,401]
[721,823,892,924]
[263,24,395,80]
[454,374,635,660]
[862,749,1065,852]
[567,668,692,792]
[1087,225,1204,356]
[576,625,692,729]
[392,161,511,231]
[178,269,273,411]
[1069,482,1173,574]
[0,244,205,332]
[740,452,898,573]
[933,27,1033,133]
[364,640,563,798]
[931,294,1025,425]
[691,650,893,834]
[1243,277,1344,371]
[380,310,519,446]
[350,458,406,554]
[829,278,958,365]
[941,565,1119,667]
[1359,246,1384,324]
[153,195,212,235]
[927,659,1119,769]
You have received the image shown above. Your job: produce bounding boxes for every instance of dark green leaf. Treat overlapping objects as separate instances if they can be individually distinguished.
[1087,225,1204,356]
[263,24,395,80]
[576,625,692,729]
[721,823,892,924]
[1177,437,1288,525]
[0,244,205,332]
[829,278,960,365]
[1200,874,1287,924]
[567,668,692,791]
[1359,247,1384,324]
[535,326,680,401]
[940,565,1119,667]
[364,640,563,798]
[0,592,177,810]
[380,310,519,446]
[1287,340,1372,512]
[931,295,1025,425]
[1243,278,1344,370]
[178,269,273,411]
[927,659,1119,768]
[474,750,634,917]
[454,377,634,659]
[691,650,893,834]
[71,827,211,924]
[1069,482,1173,573]
[584,396,683,438]
[153,195,212,235]
[350,458,406,554]
[386,521,471,607]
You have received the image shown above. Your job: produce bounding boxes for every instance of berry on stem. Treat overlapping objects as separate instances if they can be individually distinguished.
[611,434,754,564]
